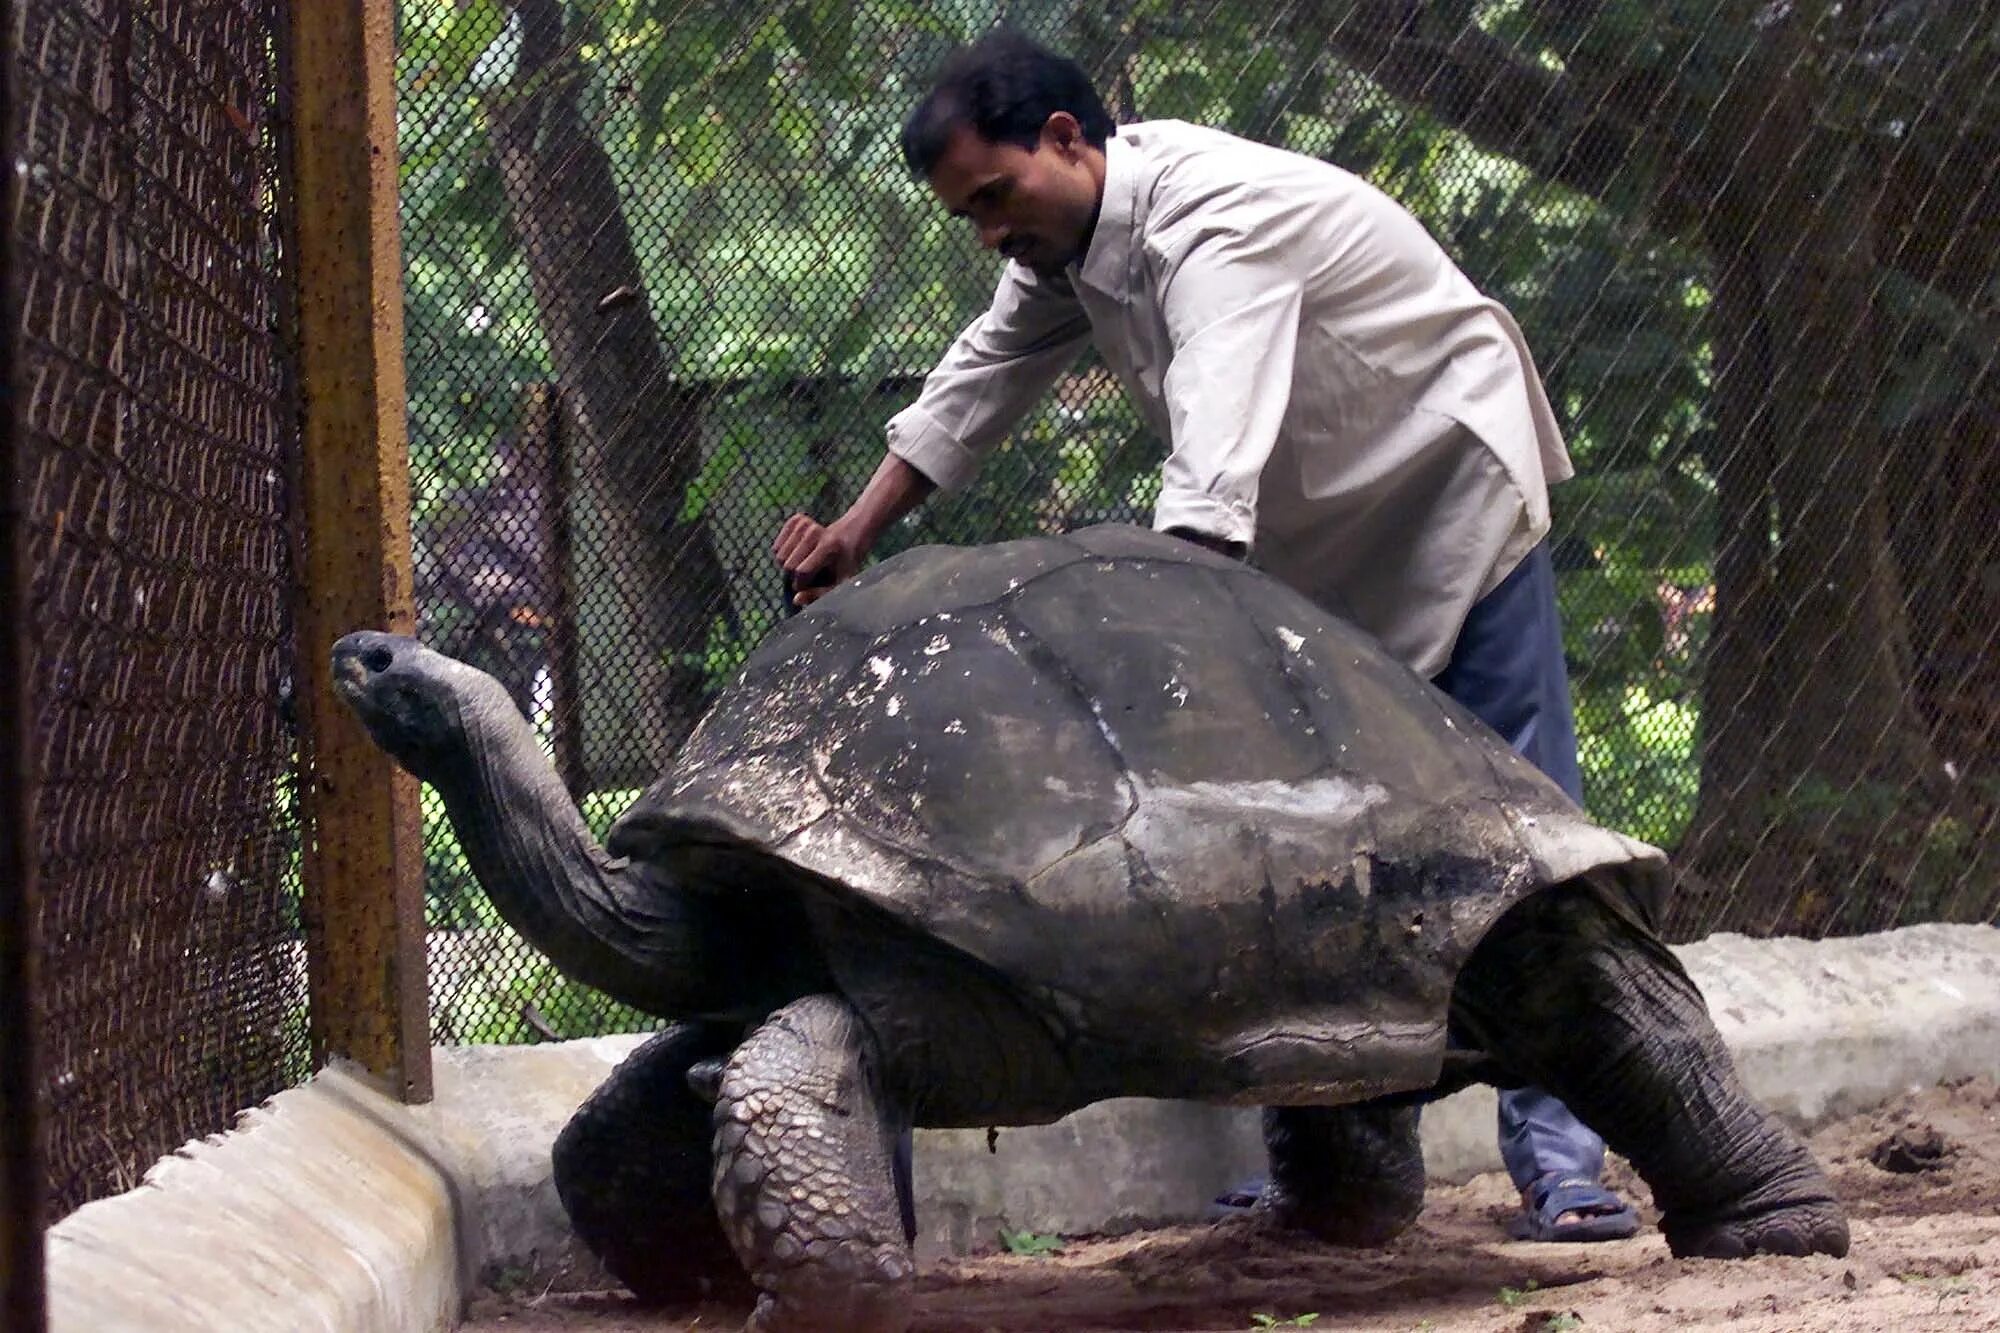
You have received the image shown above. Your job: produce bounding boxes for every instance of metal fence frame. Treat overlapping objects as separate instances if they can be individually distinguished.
[5,0,435,1287]
[4,219,49,1333]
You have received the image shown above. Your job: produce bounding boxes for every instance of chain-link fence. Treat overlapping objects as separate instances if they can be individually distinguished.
[8,0,309,1216]
[2,0,1994,1241]
[392,0,1999,1044]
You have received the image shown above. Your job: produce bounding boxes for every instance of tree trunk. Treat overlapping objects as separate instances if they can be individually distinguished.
[1674,41,1945,938]
[485,0,733,785]
[1881,371,2000,925]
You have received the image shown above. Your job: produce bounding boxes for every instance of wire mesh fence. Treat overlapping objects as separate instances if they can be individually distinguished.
[389,0,1999,1046]
[8,0,309,1216]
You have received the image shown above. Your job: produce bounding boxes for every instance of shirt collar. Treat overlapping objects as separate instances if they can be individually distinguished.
[1074,127,1138,296]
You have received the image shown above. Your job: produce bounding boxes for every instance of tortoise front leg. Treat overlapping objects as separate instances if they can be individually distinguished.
[711,995,915,1333]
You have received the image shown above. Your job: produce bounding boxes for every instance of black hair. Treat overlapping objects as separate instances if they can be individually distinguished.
[899,29,1115,176]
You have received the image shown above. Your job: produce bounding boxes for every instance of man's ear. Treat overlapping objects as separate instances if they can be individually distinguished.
[1042,111,1085,158]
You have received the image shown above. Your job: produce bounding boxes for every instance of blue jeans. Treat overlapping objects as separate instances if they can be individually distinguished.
[1432,543,1606,1192]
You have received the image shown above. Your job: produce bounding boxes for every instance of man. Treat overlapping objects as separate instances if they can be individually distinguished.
[773,29,1636,1245]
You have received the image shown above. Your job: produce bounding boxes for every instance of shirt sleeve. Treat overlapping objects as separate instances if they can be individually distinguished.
[1148,203,1305,549]
[885,264,1092,492]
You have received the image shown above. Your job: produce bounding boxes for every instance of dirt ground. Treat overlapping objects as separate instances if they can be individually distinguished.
[463,1077,1999,1333]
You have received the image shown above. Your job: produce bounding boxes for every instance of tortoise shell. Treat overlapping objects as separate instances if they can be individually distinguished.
[608,525,1665,1100]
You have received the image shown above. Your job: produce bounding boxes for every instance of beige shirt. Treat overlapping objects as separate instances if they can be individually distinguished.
[886,120,1572,676]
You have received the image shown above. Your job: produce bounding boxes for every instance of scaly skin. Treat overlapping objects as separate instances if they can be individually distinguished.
[711,996,915,1333]
[1261,1102,1426,1245]
[1451,887,1849,1260]
[552,1022,752,1304]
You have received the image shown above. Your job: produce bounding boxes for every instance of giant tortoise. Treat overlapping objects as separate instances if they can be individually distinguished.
[332,524,1847,1333]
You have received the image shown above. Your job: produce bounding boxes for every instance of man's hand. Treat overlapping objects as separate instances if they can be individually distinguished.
[773,452,936,607]
[773,513,870,607]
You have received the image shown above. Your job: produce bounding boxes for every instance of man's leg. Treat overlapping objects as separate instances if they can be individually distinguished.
[1432,542,1636,1242]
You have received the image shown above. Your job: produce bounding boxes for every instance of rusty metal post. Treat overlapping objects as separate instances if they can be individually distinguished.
[282,0,431,1102]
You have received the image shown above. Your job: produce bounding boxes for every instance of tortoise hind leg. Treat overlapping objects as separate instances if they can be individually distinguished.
[1450,886,1848,1259]
[1262,1102,1425,1245]
[712,994,914,1333]
[552,1021,752,1303]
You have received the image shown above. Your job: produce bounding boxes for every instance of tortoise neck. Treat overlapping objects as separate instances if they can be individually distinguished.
[428,693,747,1016]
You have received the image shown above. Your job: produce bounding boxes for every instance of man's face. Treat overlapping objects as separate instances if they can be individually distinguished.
[926,115,1102,274]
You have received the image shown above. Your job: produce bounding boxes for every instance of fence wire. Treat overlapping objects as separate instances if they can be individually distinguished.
[394,0,1999,1044]
[9,0,308,1215]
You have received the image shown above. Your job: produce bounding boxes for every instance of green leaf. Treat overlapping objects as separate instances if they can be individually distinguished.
[998,1228,1063,1256]
[821,307,878,373]
[782,0,855,59]
[434,0,506,89]
[671,112,731,187]
[869,0,961,41]
[717,43,777,117]
[1225,47,1287,132]
[635,61,687,148]
[1148,67,1216,121]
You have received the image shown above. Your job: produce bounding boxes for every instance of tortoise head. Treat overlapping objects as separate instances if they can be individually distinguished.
[331,630,516,783]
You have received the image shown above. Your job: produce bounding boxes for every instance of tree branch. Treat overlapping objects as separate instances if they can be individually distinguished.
[1295,0,1999,303]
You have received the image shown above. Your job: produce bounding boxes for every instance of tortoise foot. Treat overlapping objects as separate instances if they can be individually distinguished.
[1665,1199,1850,1260]
[1261,1102,1425,1247]
[1260,1178,1423,1247]
[714,996,914,1333]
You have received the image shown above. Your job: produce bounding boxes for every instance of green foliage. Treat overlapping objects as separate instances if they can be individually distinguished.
[998,1228,1064,1256]
[1753,777,1985,929]
[430,0,506,90]
[432,940,656,1045]
[1249,1315,1320,1329]
[1498,1278,1541,1307]
[698,602,784,692]
[1574,683,1700,848]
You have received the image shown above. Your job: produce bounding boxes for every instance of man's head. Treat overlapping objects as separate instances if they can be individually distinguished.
[901,30,1113,274]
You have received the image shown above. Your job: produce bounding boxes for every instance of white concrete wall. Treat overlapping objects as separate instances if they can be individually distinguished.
[42,923,2000,1331]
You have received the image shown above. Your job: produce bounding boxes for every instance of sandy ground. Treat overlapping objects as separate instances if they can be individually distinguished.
[463,1077,1999,1333]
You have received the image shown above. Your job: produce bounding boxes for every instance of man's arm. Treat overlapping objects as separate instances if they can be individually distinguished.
[1148,198,1312,556]
[774,265,1089,604]
[874,269,1089,494]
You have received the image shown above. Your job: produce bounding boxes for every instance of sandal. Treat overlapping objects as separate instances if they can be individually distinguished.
[1505,1174,1639,1243]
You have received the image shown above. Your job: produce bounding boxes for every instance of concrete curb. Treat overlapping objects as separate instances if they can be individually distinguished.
[43,923,2000,1330]
[44,1064,465,1333]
